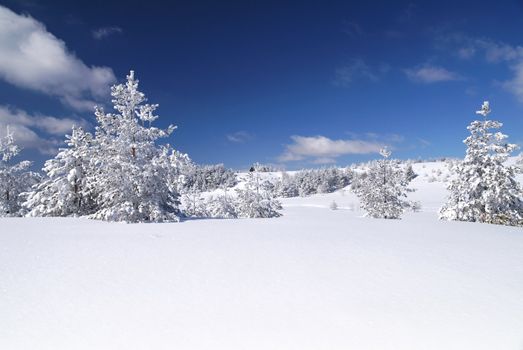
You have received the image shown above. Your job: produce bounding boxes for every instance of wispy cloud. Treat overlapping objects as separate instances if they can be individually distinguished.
[435,33,523,101]
[0,5,116,111]
[92,26,123,40]
[404,65,461,83]
[0,105,88,155]
[278,135,384,163]
[334,59,381,87]
[226,131,254,143]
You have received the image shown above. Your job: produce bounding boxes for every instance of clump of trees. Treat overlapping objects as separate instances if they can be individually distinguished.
[25,71,183,222]
[180,163,237,193]
[273,167,352,198]
[22,71,281,222]
[182,170,282,219]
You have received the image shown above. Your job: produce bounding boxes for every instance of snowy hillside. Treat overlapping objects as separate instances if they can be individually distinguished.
[1,160,523,350]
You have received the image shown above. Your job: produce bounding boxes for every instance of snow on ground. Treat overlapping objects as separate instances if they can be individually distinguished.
[1,161,523,350]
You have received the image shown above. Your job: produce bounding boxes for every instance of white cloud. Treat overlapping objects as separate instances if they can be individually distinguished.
[0,5,116,111]
[404,65,461,83]
[435,33,523,101]
[92,26,123,40]
[503,62,523,102]
[0,105,88,154]
[226,131,253,143]
[278,135,384,163]
[457,46,476,59]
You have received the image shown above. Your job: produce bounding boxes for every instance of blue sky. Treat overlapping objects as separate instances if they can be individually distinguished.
[1,0,523,170]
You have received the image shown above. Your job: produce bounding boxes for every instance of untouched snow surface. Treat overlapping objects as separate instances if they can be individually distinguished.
[1,161,523,350]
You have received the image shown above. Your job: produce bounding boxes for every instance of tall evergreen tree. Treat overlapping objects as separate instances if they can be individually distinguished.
[440,101,523,226]
[89,70,181,222]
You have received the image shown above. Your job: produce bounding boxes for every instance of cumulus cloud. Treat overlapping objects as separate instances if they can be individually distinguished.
[0,105,88,155]
[0,5,116,111]
[226,131,254,143]
[278,135,384,163]
[92,26,123,40]
[404,65,461,83]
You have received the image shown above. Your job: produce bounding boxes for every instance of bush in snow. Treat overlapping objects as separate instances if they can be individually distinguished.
[88,70,182,223]
[25,126,96,217]
[330,200,338,210]
[235,171,282,218]
[0,127,40,216]
[352,147,410,219]
[205,193,238,219]
[439,101,523,226]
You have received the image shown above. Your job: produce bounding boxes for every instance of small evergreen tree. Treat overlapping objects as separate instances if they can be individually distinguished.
[352,147,409,219]
[235,170,282,218]
[0,127,40,216]
[25,126,95,217]
[439,101,523,226]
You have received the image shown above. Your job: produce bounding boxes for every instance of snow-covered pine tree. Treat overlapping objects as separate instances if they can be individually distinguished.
[0,127,40,216]
[352,147,409,219]
[25,126,96,217]
[235,170,282,218]
[404,162,417,182]
[89,70,181,222]
[439,101,523,226]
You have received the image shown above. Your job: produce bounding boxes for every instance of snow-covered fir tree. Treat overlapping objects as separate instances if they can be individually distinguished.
[0,127,40,216]
[439,101,523,226]
[88,70,182,222]
[404,162,418,182]
[25,126,95,217]
[352,147,410,219]
[235,170,282,218]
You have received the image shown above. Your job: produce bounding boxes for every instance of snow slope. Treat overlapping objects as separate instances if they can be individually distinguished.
[1,161,523,350]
